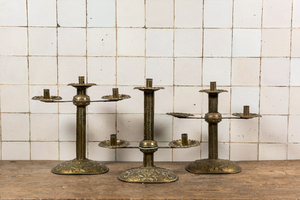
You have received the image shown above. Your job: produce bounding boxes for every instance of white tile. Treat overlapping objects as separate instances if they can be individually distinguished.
[204,0,232,28]
[155,86,173,114]
[146,0,173,28]
[155,149,172,161]
[58,0,86,27]
[0,0,27,26]
[203,29,232,57]
[87,0,115,27]
[174,86,202,114]
[117,57,145,85]
[28,0,56,26]
[175,0,202,28]
[154,115,172,141]
[87,57,116,85]
[88,142,115,161]
[0,27,27,55]
[288,115,300,142]
[58,57,86,85]
[58,28,86,56]
[232,58,260,86]
[117,0,144,27]
[60,142,76,160]
[2,142,30,160]
[202,86,231,114]
[293,0,300,28]
[203,58,231,86]
[230,143,258,161]
[117,114,144,141]
[31,142,58,160]
[233,0,262,28]
[231,87,260,114]
[1,85,29,112]
[260,116,288,142]
[29,28,57,56]
[232,29,261,57]
[290,87,300,114]
[117,28,145,56]
[31,114,59,141]
[117,148,143,161]
[0,57,28,85]
[174,29,202,57]
[291,59,300,86]
[262,0,292,28]
[30,86,59,113]
[146,29,173,57]
[261,58,290,86]
[259,144,287,160]
[288,144,300,160]
[87,114,116,141]
[58,86,76,114]
[231,118,259,142]
[59,114,76,141]
[173,118,201,141]
[1,114,29,141]
[173,146,200,161]
[202,120,230,143]
[292,29,300,57]
[201,143,229,159]
[262,29,290,57]
[146,58,173,86]
[87,28,116,56]
[260,87,289,115]
[29,57,57,85]
[174,58,201,86]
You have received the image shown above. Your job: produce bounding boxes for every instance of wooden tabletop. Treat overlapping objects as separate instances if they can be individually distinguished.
[0,160,300,199]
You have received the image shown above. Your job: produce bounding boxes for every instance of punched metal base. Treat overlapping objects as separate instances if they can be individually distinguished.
[186,159,242,174]
[52,159,109,175]
[118,167,178,183]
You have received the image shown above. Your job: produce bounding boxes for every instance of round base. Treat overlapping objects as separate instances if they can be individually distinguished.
[118,167,178,183]
[52,159,109,175]
[186,159,242,174]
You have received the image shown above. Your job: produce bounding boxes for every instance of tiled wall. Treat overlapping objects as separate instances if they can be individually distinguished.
[0,0,300,161]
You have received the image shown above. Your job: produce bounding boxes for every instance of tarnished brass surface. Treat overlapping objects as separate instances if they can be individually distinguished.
[166,112,195,118]
[118,167,178,183]
[102,94,131,101]
[52,159,109,175]
[232,113,262,119]
[98,139,130,148]
[32,95,62,102]
[169,139,200,148]
[186,159,242,174]
[205,113,222,124]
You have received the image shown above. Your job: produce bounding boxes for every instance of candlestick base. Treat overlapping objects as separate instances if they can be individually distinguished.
[186,159,241,174]
[118,166,178,183]
[52,159,109,175]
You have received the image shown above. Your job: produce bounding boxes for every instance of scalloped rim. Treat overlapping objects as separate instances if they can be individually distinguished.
[98,139,130,148]
[232,113,262,118]
[101,94,131,101]
[169,139,200,148]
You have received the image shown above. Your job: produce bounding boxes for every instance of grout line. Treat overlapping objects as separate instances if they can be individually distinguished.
[115,0,118,162]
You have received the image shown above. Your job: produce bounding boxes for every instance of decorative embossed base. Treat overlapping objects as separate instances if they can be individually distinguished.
[118,167,178,183]
[186,159,242,174]
[52,159,109,175]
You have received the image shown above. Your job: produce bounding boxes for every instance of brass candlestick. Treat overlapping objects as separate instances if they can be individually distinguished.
[168,82,261,174]
[32,76,130,175]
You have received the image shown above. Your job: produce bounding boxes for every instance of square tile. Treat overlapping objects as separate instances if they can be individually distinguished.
[203,29,232,57]
[204,0,233,28]
[58,57,86,85]
[58,86,76,114]
[31,142,58,160]
[59,114,76,141]
[155,86,173,114]
[233,0,262,28]
[261,58,290,86]
[117,148,143,161]
[293,0,300,28]
[0,57,28,84]
[174,58,201,86]
[1,114,29,141]
[288,115,300,142]
[30,86,59,113]
[88,142,115,161]
[260,87,289,115]
[28,0,56,26]
[87,57,116,85]
[117,28,145,56]
[154,115,172,141]
[202,120,230,142]
[231,118,259,142]
[58,0,86,27]
[87,28,116,56]
[291,59,300,86]
[203,58,231,86]
[231,87,260,113]
[29,28,57,56]
[174,86,202,114]
[87,0,115,27]
[1,85,29,112]
[31,114,59,141]
[155,149,172,161]
[117,114,144,141]
[146,29,173,57]
[230,143,258,161]
[259,144,287,160]
[175,0,202,28]
[60,142,76,160]
[201,143,229,159]
[262,29,291,57]
[232,58,260,86]
[87,114,116,141]
[0,0,27,26]
[29,57,57,85]
[2,142,30,160]
[263,0,292,28]
[292,29,300,57]
[0,27,27,55]
[174,29,202,57]
[146,58,173,86]
[117,0,144,27]
[58,28,86,56]
[289,87,300,114]
[117,57,145,85]
[260,116,288,142]
[173,118,201,141]
[232,29,261,57]
[173,146,200,161]
[288,144,300,160]
[146,0,173,28]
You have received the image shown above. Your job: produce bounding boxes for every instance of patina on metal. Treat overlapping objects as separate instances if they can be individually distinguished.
[32,76,130,175]
[169,133,200,148]
[98,134,130,148]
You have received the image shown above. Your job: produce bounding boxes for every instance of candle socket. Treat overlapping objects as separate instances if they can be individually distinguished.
[112,88,119,99]
[110,134,117,146]
[181,134,188,146]
[243,106,250,117]
[43,89,50,99]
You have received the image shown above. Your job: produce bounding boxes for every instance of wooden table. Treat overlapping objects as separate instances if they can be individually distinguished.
[0,160,299,199]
